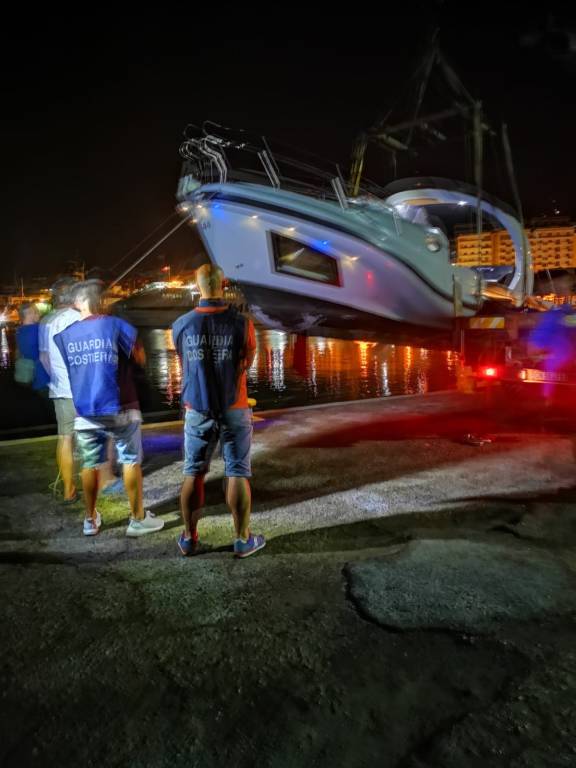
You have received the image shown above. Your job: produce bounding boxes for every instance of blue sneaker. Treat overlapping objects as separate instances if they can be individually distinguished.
[101,478,124,496]
[177,531,199,556]
[234,533,266,559]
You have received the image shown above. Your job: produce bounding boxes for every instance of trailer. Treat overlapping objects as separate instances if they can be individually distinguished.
[455,306,576,416]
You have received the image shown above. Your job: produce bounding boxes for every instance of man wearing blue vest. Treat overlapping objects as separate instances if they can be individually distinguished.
[54,280,165,538]
[172,263,265,558]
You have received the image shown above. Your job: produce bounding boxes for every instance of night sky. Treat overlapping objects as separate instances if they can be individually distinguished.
[2,4,575,284]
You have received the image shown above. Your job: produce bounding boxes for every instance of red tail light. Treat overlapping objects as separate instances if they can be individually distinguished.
[480,366,499,378]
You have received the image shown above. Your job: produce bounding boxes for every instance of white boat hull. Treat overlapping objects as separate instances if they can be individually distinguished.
[187,183,482,344]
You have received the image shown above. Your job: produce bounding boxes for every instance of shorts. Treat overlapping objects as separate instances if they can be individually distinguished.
[183,408,252,478]
[76,420,143,470]
[53,398,76,436]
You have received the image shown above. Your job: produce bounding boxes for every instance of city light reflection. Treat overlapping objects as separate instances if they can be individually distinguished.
[0,325,459,414]
[0,329,10,369]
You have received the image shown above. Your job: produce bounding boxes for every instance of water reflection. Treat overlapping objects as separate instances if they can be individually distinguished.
[264,331,288,393]
[143,330,182,407]
[0,324,459,415]
[0,329,10,369]
[139,329,459,411]
[381,361,391,397]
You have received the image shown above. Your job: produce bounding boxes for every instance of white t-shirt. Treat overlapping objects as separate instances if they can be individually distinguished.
[39,307,81,399]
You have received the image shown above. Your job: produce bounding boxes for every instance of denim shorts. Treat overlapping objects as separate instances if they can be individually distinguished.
[76,419,143,470]
[183,408,252,477]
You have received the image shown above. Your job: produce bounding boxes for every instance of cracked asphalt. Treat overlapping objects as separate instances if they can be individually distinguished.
[1,392,576,767]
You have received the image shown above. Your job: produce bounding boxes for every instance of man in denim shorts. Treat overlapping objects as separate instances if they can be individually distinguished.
[54,281,164,539]
[172,263,265,558]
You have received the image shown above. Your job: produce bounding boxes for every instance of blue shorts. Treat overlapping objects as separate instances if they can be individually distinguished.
[183,408,252,478]
[76,420,143,470]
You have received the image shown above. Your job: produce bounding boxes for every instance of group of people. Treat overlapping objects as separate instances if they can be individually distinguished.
[15,261,576,560]
[15,264,265,558]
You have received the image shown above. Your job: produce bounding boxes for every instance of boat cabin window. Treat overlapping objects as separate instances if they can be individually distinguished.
[271,233,341,287]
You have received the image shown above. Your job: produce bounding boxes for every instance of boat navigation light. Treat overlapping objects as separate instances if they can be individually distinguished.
[425,233,443,252]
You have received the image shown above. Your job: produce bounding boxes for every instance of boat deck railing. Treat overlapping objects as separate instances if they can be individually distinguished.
[178,122,386,209]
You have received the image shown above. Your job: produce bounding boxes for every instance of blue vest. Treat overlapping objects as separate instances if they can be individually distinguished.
[54,315,137,417]
[172,301,248,414]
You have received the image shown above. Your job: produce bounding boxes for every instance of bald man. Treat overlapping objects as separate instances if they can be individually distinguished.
[172,263,265,558]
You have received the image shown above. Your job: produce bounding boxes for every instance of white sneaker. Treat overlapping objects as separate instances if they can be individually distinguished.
[126,511,165,538]
[83,511,102,536]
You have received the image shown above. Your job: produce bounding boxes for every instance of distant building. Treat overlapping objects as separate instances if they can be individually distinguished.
[455,222,576,271]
